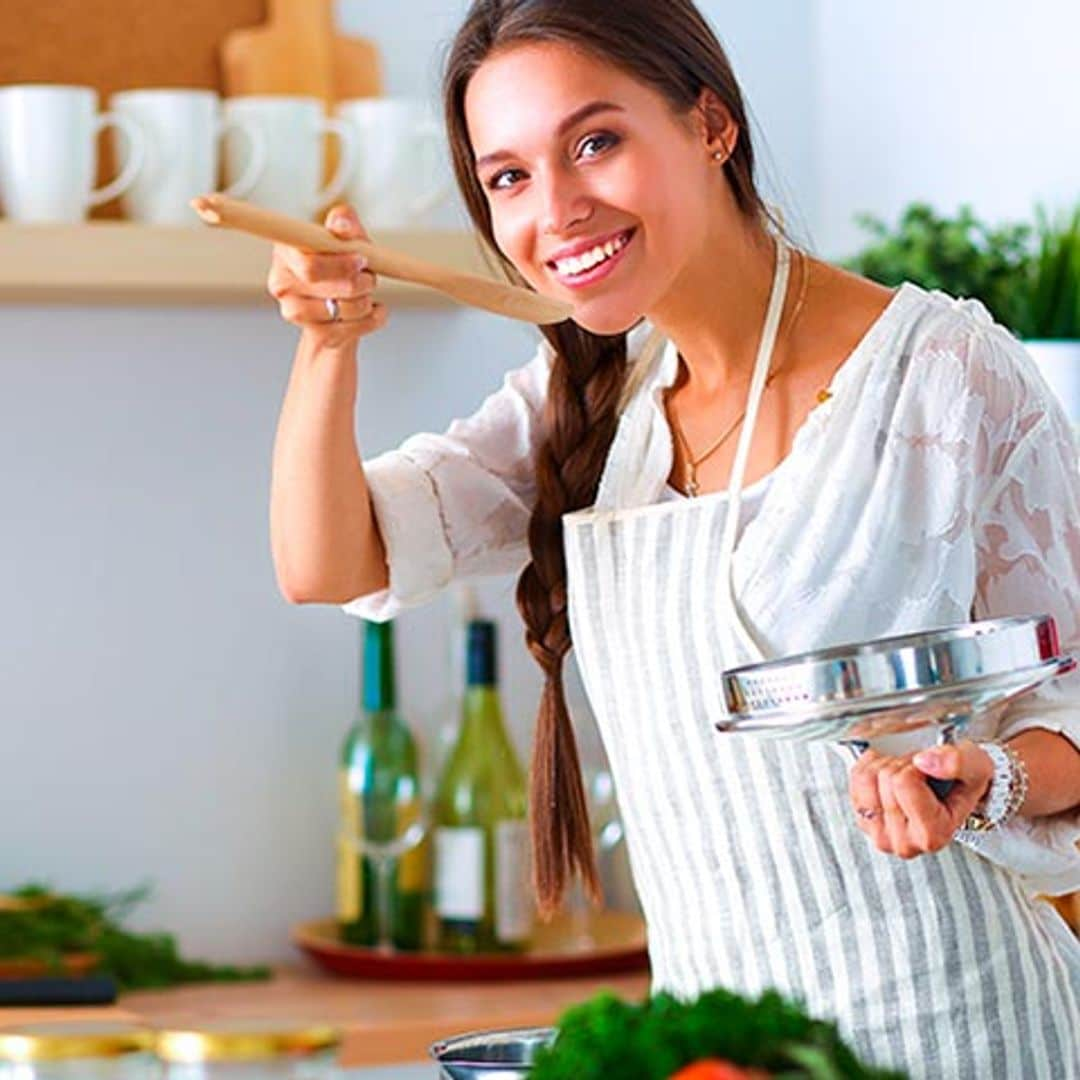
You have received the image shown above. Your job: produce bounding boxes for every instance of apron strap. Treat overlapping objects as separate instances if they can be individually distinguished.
[718,235,791,666]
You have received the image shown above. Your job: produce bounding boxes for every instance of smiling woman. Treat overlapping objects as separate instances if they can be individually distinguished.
[265,1,1080,1076]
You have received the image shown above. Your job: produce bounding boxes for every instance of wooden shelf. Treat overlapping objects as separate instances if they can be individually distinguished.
[0,222,492,306]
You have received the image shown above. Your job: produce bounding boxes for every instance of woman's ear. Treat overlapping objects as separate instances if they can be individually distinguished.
[694,88,740,162]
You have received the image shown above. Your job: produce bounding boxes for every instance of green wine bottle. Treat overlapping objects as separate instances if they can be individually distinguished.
[337,619,428,951]
[433,618,534,953]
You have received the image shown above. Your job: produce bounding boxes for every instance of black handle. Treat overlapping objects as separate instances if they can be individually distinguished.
[925,775,955,800]
[0,975,118,1006]
[848,740,955,802]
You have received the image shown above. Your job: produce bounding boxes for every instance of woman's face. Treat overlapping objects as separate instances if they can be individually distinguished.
[465,41,720,335]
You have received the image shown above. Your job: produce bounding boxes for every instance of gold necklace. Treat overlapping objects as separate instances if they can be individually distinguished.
[668,247,814,498]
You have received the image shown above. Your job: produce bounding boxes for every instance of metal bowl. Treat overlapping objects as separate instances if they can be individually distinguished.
[429,1027,555,1080]
[718,615,1074,744]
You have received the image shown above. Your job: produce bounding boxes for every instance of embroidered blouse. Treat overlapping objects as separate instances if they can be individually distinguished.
[344,282,1080,897]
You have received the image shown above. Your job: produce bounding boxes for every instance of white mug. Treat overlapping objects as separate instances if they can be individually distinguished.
[336,98,452,229]
[221,95,355,221]
[0,84,145,223]
[110,88,266,226]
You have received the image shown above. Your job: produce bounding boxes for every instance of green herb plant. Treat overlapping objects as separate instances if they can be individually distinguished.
[842,202,1032,334]
[1014,203,1080,340]
[531,989,907,1080]
[0,883,270,991]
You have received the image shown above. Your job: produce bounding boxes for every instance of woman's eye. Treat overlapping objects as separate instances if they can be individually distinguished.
[482,133,619,191]
[487,167,526,192]
[577,131,620,159]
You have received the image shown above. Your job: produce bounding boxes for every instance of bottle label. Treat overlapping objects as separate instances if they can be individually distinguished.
[337,771,363,922]
[495,820,533,943]
[435,827,485,920]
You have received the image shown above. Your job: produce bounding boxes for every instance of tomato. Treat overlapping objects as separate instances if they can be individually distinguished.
[668,1061,770,1080]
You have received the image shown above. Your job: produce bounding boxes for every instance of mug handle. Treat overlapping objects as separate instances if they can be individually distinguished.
[407,120,453,221]
[89,112,146,207]
[218,118,267,199]
[314,117,357,211]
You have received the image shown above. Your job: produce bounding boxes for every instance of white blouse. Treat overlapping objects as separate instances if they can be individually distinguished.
[345,281,1080,897]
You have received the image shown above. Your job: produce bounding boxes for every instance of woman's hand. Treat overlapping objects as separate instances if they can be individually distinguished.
[267,203,386,347]
[849,741,995,858]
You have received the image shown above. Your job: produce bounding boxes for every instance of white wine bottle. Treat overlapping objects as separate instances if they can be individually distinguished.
[433,618,533,953]
[337,618,428,950]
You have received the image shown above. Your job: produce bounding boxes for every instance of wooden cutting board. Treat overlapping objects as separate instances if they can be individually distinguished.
[220,0,382,106]
[220,0,382,192]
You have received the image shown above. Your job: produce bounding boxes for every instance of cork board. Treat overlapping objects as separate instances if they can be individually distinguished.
[0,0,267,218]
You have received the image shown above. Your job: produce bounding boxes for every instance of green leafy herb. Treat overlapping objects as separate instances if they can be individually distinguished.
[842,200,1080,341]
[531,989,907,1080]
[842,202,1032,333]
[1017,203,1080,339]
[0,882,270,991]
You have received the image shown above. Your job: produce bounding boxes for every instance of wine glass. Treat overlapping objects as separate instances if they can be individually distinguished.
[566,763,625,949]
[343,770,428,952]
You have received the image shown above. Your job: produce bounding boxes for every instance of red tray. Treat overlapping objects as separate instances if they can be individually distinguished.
[292,909,649,981]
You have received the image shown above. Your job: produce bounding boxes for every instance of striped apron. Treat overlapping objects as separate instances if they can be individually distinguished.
[563,500,1079,1076]
[560,238,1080,1076]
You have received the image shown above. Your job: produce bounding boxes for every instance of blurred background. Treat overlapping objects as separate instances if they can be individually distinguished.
[2,0,1078,963]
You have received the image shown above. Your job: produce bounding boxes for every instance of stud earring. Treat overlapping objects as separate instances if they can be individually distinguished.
[712,150,725,162]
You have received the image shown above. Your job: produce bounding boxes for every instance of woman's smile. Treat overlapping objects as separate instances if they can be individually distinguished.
[546,227,637,288]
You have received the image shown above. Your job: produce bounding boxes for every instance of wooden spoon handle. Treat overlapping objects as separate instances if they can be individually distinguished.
[190,194,572,326]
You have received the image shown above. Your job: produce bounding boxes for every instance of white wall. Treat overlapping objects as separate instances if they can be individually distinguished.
[2,1,1075,963]
[815,0,1080,258]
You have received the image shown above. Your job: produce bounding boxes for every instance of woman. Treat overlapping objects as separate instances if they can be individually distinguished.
[267,1,1080,1074]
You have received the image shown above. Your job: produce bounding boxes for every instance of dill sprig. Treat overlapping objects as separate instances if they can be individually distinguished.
[0,882,271,991]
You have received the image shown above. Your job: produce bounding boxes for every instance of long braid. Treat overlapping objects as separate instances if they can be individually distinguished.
[442,0,785,916]
[516,322,627,914]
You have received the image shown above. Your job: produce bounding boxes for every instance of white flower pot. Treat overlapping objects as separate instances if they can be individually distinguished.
[1023,339,1080,429]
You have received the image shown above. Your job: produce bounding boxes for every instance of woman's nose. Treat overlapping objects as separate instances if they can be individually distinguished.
[538,166,592,236]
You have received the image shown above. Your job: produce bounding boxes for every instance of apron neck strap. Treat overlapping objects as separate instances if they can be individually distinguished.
[719,234,791,665]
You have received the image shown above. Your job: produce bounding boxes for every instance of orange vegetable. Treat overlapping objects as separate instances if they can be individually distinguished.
[668,1061,770,1080]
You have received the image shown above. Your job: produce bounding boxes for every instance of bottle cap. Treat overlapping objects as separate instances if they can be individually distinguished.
[466,619,498,686]
[363,618,396,711]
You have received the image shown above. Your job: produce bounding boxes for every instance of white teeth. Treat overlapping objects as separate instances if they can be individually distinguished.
[553,232,629,277]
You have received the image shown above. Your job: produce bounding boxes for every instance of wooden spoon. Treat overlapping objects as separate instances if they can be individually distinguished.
[190,194,573,326]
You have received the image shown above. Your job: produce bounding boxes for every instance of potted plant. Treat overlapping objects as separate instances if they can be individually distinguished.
[1010,204,1080,429]
[844,201,1080,428]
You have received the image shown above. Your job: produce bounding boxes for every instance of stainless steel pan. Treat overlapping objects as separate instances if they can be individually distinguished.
[430,1027,554,1080]
[717,615,1074,797]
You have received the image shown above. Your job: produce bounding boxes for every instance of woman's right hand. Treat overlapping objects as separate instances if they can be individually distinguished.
[267,203,387,347]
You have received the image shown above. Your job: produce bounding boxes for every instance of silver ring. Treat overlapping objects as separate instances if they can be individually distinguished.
[325,297,341,323]
[856,808,882,821]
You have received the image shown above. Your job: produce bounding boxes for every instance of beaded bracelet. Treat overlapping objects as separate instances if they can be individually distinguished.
[955,741,1029,845]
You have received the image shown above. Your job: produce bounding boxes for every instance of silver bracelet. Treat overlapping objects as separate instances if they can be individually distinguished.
[955,740,1029,846]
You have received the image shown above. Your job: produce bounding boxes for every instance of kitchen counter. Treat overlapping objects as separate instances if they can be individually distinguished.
[0,963,651,1069]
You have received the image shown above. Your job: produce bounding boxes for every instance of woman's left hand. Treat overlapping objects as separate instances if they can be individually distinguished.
[849,741,995,858]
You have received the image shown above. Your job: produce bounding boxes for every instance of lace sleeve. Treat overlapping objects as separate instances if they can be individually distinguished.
[342,342,552,622]
[966,328,1080,897]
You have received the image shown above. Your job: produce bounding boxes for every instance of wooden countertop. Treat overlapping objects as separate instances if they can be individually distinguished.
[0,963,651,1067]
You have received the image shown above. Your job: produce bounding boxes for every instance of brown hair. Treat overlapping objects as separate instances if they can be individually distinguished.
[442,0,781,917]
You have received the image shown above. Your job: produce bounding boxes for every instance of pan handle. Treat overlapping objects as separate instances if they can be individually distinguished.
[846,725,957,801]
